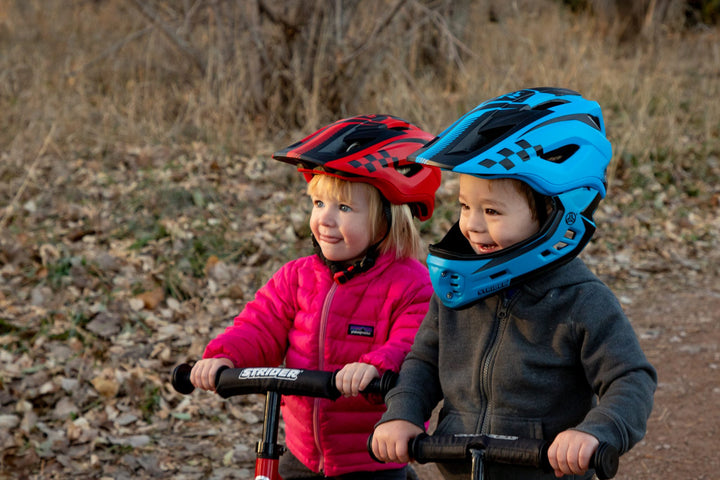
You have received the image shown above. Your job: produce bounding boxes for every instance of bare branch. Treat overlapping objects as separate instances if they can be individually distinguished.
[126,0,206,76]
[242,0,266,113]
[65,26,153,78]
[258,0,301,35]
[339,0,406,66]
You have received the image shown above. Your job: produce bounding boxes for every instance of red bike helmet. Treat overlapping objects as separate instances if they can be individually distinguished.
[272,114,440,221]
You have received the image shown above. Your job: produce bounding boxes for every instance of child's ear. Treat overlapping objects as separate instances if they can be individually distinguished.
[545,197,554,215]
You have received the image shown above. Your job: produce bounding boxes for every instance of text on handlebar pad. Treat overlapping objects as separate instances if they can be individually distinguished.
[239,367,302,380]
[454,433,520,440]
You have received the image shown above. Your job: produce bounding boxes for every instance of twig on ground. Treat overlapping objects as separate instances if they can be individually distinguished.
[0,124,55,231]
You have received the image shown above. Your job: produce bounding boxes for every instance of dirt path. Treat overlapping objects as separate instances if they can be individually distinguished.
[612,275,720,480]
[1,269,717,480]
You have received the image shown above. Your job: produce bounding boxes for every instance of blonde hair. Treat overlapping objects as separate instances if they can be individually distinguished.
[307,174,425,260]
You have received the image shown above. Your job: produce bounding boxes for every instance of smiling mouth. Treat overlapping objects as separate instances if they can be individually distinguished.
[318,234,342,244]
[473,242,499,254]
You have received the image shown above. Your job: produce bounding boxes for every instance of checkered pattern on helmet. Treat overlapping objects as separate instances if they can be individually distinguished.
[478,139,544,171]
[349,151,398,173]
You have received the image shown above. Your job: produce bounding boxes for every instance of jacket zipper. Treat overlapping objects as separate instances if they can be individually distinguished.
[479,292,515,434]
[313,281,337,473]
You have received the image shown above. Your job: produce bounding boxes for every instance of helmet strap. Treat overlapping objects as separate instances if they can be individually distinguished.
[534,191,550,228]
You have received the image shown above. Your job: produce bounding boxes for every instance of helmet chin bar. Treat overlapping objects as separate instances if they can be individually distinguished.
[428,188,600,309]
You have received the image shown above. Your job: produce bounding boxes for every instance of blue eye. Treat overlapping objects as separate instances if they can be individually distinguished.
[339,204,352,212]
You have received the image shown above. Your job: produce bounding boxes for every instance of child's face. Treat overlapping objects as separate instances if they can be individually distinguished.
[310,182,375,263]
[458,174,540,255]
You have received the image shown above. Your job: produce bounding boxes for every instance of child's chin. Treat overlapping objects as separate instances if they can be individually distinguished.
[321,252,350,263]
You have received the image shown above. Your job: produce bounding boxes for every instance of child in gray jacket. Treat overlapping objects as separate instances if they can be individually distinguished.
[371,87,657,480]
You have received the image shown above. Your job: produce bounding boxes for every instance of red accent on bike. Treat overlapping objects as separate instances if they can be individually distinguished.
[254,457,280,480]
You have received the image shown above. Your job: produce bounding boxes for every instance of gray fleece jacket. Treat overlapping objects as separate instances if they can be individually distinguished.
[380,258,657,480]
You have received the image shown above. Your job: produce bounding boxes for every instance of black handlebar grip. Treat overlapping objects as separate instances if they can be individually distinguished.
[379,370,399,395]
[171,363,230,395]
[591,442,619,480]
[366,432,382,463]
[214,365,230,390]
[409,432,471,463]
[172,363,195,394]
[361,370,398,396]
[367,431,469,465]
[543,441,619,479]
[334,370,397,400]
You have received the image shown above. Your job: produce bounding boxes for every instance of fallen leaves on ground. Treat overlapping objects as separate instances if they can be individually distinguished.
[1,144,718,478]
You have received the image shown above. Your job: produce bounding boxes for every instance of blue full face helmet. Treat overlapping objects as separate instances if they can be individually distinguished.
[410,87,612,309]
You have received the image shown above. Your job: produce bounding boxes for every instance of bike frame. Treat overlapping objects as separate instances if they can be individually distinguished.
[174,364,617,480]
[172,363,397,480]
[255,391,283,480]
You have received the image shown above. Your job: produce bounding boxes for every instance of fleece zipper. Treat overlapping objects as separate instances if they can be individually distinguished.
[312,281,337,473]
[478,291,517,434]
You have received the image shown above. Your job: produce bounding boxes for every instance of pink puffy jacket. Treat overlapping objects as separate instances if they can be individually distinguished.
[203,252,433,476]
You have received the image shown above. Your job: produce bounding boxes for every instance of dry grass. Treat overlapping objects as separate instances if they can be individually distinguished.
[1,1,718,159]
[2,0,719,289]
[5,0,718,245]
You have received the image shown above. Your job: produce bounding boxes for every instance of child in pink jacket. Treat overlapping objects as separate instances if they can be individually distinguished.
[190,115,440,479]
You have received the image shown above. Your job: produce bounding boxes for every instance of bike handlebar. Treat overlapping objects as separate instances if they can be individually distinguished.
[171,363,398,400]
[368,432,619,480]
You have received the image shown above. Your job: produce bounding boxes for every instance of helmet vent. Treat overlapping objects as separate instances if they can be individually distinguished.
[539,144,579,164]
[449,273,464,294]
[345,141,363,153]
[552,241,570,251]
[489,270,508,280]
[396,163,425,177]
[541,239,572,256]
[450,124,514,155]
[541,230,577,256]
[532,100,569,111]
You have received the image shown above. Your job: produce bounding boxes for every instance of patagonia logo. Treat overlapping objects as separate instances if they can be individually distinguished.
[348,324,374,337]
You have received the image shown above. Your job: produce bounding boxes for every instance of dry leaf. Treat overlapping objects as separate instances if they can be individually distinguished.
[136,287,165,310]
[91,375,119,398]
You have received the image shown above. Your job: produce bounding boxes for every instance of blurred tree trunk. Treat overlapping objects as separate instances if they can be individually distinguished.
[124,0,475,130]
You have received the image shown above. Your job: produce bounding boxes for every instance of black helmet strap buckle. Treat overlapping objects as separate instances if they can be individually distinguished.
[332,251,377,285]
[312,236,380,285]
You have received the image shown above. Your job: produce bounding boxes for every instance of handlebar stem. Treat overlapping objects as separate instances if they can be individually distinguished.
[470,448,486,480]
[257,391,284,459]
